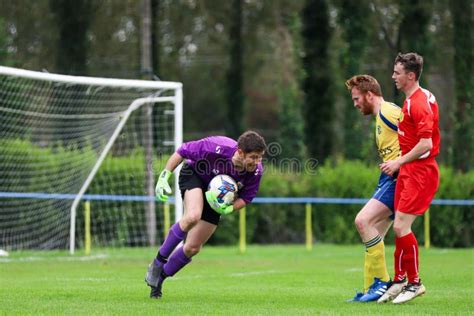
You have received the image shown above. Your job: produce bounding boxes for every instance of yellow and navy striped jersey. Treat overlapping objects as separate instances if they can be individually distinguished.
[375,101,401,162]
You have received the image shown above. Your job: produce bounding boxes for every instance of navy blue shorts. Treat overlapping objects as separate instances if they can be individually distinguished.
[372,172,396,219]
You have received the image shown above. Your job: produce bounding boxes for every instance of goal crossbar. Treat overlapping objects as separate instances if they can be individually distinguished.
[0,66,182,90]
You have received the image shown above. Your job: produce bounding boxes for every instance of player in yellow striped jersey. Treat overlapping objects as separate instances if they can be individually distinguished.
[345,75,401,302]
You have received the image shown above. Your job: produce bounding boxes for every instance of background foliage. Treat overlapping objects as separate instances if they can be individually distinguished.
[0,1,472,248]
[2,141,471,247]
[1,0,472,168]
[213,160,474,247]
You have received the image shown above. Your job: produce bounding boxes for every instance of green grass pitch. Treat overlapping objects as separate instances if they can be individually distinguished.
[1,244,473,315]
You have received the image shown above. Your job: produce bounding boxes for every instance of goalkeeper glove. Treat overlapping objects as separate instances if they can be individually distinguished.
[205,191,234,215]
[155,169,172,202]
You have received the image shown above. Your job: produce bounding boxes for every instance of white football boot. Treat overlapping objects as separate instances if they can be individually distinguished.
[377,278,408,303]
[392,282,426,304]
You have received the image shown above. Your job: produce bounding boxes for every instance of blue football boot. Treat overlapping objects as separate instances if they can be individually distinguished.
[346,291,364,302]
[359,278,391,302]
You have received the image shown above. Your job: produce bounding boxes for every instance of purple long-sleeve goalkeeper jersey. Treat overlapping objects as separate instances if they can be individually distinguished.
[177,136,263,204]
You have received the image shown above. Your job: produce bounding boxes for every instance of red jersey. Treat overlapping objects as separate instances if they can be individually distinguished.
[398,87,440,159]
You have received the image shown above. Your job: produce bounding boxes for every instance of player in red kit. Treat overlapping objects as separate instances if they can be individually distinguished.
[378,52,440,304]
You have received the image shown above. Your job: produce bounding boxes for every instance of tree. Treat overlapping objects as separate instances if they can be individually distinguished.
[151,0,161,76]
[450,0,473,172]
[371,0,433,103]
[47,0,95,147]
[140,0,156,246]
[50,0,95,75]
[397,0,433,57]
[397,0,433,94]
[301,0,333,161]
[338,0,371,159]
[275,8,305,161]
[0,18,8,64]
[225,0,244,139]
[0,1,58,71]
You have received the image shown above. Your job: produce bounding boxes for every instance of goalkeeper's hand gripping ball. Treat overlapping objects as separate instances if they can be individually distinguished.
[205,191,234,215]
[205,174,238,215]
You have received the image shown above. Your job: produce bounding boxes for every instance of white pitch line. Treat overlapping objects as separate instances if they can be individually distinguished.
[171,269,283,281]
[0,254,108,263]
[229,270,280,277]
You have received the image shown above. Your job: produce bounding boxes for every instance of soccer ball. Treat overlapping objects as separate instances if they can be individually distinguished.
[207,174,238,206]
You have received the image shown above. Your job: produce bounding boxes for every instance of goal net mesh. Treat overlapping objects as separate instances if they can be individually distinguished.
[0,67,181,251]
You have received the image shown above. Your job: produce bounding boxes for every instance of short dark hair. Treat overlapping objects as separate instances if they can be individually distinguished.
[345,75,382,96]
[237,131,266,153]
[394,52,424,81]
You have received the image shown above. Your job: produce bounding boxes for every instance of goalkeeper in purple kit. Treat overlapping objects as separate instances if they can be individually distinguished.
[145,131,266,298]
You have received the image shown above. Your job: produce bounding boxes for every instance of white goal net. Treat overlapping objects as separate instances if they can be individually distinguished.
[0,66,183,253]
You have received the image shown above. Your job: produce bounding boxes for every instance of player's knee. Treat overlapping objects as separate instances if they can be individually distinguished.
[181,212,201,230]
[393,221,407,237]
[184,244,201,257]
[354,214,368,233]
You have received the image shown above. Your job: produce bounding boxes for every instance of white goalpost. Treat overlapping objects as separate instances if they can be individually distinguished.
[0,66,183,254]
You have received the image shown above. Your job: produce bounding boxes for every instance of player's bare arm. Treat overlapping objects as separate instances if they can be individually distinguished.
[164,152,184,172]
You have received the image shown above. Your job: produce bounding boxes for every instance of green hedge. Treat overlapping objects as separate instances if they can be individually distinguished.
[0,139,98,248]
[212,160,474,247]
[1,140,473,248]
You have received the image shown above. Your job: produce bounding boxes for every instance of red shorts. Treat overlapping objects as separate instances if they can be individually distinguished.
[394,158,440,215]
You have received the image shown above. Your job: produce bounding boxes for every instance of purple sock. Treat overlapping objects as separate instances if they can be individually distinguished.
[157,223,187,259]
[163,247,192,277]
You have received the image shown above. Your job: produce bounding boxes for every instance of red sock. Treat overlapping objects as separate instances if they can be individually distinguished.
[394,236,406,282]
[397,232,420,284]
